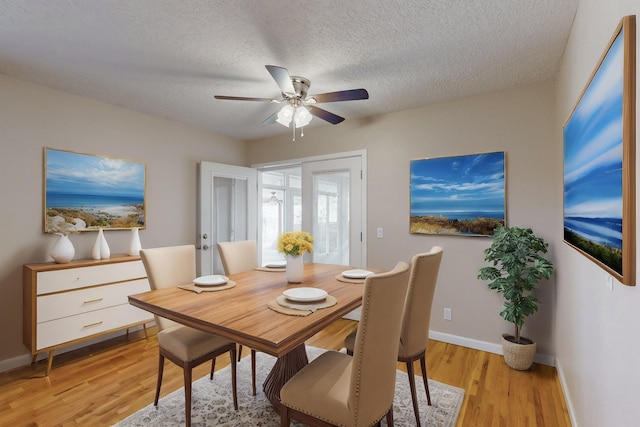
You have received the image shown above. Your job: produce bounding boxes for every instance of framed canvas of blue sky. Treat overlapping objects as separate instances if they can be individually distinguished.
[44,147,146,233]
[410,151,505,236]
[563,15,635,286]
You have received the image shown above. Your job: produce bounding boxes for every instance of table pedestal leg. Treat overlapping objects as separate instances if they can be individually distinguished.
[263,344,309,413]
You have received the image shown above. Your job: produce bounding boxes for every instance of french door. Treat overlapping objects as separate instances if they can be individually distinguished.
[301,157,364,267]
[197,162,256,276]
[198,151,366,277]
[257,151,366,268]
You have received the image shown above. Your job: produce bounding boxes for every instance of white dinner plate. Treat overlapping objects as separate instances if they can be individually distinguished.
[264,261,286,268]
[193,275,229,286]
[342,269,374,279]
[283,287,328,302]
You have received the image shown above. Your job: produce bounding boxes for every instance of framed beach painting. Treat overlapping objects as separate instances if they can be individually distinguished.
[563,15,636,286]
[44,147,146,233]
[410,151,506,236]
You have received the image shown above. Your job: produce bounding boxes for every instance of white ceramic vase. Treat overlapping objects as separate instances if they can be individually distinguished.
[92,229,102,260]
[100,229,111,259]
[286,255,304,283]
[127,227,142,256]
[93,228,111,260]
[51,234,75,264]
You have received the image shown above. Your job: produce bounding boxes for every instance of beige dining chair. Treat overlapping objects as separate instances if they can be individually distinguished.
[217,240,259,276]
[280,261,411,427]
[140,245,238,427]
[216,239,258,395]
[344,246,444,426]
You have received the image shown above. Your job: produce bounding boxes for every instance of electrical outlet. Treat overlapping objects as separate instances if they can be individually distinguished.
[444,307,452,321]
[377,227,384,238]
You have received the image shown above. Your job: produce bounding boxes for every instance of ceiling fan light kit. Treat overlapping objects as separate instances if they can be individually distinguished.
[275,103,312,128]
[293,106,312,127]
[215,65,369,141]
[276,104,294,127]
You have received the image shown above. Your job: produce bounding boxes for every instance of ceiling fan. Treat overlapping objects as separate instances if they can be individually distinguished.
[215,65,369,140]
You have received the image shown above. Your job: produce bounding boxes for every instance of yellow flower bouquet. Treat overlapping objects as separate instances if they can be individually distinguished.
[277,231,313,257]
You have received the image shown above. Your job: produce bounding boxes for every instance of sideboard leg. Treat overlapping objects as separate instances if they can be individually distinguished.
[45,351,54,376]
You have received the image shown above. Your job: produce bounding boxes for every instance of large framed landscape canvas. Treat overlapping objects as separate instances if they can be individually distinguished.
[410,151,506,236]
[563,16,636,286]
[44,148,146,233]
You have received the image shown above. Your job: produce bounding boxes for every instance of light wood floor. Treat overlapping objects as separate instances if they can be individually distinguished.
[0,320,571,426]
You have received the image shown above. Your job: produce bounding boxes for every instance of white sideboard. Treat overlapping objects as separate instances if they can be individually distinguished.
[23,254,153,375]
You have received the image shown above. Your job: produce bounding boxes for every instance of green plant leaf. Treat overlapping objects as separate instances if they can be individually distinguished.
[478,225,554,341]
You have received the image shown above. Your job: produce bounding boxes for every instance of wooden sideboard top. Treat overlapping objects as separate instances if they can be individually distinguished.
[24,254,142,272]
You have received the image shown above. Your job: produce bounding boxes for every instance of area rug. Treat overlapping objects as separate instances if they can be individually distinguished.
[115,346,464,426]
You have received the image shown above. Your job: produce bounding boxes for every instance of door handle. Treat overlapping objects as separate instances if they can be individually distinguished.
[202,245,210,250]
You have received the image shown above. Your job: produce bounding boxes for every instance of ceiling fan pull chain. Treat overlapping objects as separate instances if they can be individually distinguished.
[292,123,296,141]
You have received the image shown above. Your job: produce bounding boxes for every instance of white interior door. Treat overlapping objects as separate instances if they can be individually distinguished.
[198,162,257,276]
[302,156,365,267]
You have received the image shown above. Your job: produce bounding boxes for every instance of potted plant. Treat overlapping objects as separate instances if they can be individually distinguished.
[477,225,554,370]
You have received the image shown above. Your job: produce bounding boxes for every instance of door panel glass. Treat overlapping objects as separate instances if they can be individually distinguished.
[312,171,350,265]
[302,156,363,267]
[260,167,301,265]
[214,177,248,239]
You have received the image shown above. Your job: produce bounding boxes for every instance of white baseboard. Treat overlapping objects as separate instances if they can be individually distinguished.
[0,324,149,374]
[555,358,578,426]
[428,330,556,367]
[0,353,34,374]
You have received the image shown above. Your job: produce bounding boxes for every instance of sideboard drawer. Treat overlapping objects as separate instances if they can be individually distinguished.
[36,303,151,350]
[36,260,146,294]
[37,279,150,323]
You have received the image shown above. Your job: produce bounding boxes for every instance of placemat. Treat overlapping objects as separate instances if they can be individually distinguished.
[334,274,366,284]
[268,295,337,316]
[178,280,236,293]
[254,267,286,272]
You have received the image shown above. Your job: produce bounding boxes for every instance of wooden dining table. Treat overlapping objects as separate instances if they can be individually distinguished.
[128,262,372,410]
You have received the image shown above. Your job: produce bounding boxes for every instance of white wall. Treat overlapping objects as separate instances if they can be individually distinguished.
[248,81,560,362]
[0,74,246,367]
[554,1,640,426]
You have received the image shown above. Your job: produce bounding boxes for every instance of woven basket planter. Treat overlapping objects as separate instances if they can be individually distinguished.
[501,334,536,370]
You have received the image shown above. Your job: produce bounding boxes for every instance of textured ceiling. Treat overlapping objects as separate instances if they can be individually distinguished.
[0,0,578,141]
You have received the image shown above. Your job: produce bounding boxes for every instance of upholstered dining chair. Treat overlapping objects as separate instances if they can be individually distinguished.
[217,240,258,277]
[216,239,258,395]
[140,245,238,427]
[280,261,411,427]
[344,246,444,426]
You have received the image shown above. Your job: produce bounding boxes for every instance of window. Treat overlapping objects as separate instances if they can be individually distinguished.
[261,167,301,264]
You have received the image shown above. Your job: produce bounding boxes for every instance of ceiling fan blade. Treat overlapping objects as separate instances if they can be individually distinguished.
[214,95,280,103]
[262,111,279,124]
[307,88,369,104]
[307,105,345,125]
[265,65,296,95]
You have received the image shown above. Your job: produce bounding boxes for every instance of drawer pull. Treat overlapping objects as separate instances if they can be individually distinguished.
[83,321,103,329]
[83,297,104,304]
